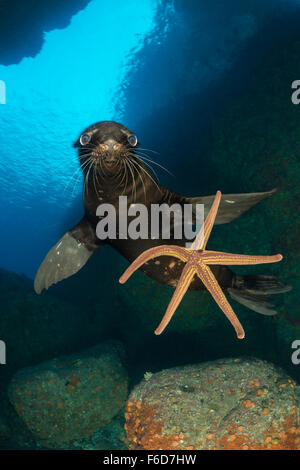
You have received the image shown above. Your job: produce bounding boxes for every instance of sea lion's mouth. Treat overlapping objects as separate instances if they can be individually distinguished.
[102,156,118,166]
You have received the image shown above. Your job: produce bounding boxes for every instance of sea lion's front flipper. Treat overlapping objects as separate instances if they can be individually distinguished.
[34,217,101,294]
[186,188,276,225]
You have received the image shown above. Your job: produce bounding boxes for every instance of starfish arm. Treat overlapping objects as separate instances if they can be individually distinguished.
[196,263,245,339]
[154,264,196,335]
[191,190,222,251]
[119,245,189,284]
[201,251,283,266]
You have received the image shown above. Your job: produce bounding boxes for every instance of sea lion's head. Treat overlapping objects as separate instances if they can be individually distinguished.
[74,121,139,176]
[73,120,164,202]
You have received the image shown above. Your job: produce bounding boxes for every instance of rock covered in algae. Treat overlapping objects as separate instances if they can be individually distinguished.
[125,358,300,450]
[8,341,128,445]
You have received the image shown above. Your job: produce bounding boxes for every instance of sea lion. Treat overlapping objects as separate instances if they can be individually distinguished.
[34,121,289,314]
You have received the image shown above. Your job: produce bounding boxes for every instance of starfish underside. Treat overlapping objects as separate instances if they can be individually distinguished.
[119,191,283,339]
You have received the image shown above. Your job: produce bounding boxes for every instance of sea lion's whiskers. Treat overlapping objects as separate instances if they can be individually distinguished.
[52,156,82,174]
[95,158,104,179]
[127,151,160,180]
[98,156,105,178]
[79,157,94,174]
[115,160,127,190]
[133,159,161,191]
[93,165,105,198]
[71,172,84,197]
[122,159,129,196]
[78,152,93,160]
[78,149,96,161]
[65,170,81,195]
[131,159,140,203]
[136,153,174,177]
[98,156,109,179]
[86,160,95,196]
[130,158,147,203]
[81,162,90,197]
[84,160,94,198]
[126,159,137,202]
[138,147,160,155]
[131,145,173,176]
[95,159,108,190]
[121,160,129,192]
[114,162,123,189]
[70,162,89,195]
[64,158,92,194]
[129,156,162,195]
[92,164,97,196]
[80,156,94,179]
[92,158,105,196]
[94,160,102,193]
[112,163,123,188]
[114,160,124,179]
[83,171,89,197]
[122,159,130,196]
[130,153,159,182]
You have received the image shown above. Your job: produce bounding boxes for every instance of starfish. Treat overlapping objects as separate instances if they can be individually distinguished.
[119,191,283,339]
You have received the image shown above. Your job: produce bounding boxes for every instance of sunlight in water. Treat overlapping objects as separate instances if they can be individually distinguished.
[0,0,158,275]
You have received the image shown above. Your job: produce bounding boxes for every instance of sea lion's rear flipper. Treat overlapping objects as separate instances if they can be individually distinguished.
[34,217,101,294]
[186,188,276,225]
[228,274,292,316]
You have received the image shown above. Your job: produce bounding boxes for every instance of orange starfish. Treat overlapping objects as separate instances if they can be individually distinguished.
[119,191,283,339]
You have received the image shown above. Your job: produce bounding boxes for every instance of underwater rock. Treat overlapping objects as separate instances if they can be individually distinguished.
[125,358,300,450]
[0,0,92,65]
[8,341,128,445]
[52,410,128,451]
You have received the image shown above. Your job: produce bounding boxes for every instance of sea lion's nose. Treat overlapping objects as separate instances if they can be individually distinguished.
[104,139,121,152]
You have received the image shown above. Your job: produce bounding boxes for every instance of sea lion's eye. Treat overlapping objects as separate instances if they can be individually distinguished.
[128,134,138,147]
[80,133,91,146]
